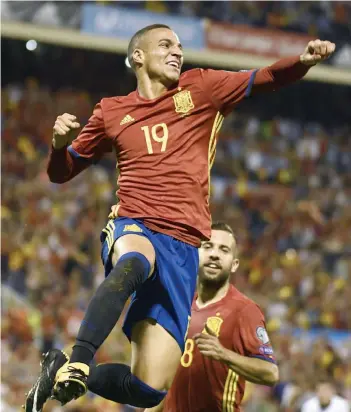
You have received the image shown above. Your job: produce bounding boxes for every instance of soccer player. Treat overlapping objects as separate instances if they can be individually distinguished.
[25,23,334,411]
[149,221,279,412]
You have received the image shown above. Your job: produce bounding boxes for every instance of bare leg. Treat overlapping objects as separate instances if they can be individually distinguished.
[145,399,165,412]
[131,319,181,390]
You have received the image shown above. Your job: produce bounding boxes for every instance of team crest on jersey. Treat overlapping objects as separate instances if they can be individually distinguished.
[173,90,194,115]
[203,316,223,337]
[123,224,143,233]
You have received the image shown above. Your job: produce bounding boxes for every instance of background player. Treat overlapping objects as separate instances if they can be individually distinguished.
[159,221,279,412]
[25,23,334,411]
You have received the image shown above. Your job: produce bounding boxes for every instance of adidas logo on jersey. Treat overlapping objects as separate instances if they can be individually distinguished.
[120,114,135,125]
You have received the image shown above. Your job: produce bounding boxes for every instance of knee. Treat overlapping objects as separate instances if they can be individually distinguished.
[112,234,156,276]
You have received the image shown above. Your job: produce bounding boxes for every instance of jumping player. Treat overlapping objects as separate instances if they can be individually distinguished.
[24,23,334,411]
[160,222,279,412]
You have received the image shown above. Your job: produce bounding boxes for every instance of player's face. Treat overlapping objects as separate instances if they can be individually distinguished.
[198,230,239,287]
[138,28,184,85]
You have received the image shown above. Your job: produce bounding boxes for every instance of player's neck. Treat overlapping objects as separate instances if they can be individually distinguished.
[196,282,230,309]
[137,76,174,100]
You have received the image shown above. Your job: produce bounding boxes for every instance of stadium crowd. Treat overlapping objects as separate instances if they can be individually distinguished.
[113,0,351,44]
[2,44,350,411]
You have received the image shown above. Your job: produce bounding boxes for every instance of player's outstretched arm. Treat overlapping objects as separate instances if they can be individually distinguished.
[194,324,279,386]
[47,103,112,183]
[201,40,335,116]
[252,40,336,93]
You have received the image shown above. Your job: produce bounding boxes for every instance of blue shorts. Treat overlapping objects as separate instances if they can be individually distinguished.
[100,217,199,352]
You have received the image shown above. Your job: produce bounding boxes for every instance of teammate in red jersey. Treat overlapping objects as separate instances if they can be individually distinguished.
[25,23,334,411]
[161,222,279,412]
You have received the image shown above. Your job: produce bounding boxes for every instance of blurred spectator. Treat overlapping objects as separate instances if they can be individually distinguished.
[3,1,350,47]
[116,0,351,44]
[301,379,349,412]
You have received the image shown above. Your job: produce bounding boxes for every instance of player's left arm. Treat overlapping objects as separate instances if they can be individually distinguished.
[194,304,279,386]
[251,39,336,94]
[201,40,335,115]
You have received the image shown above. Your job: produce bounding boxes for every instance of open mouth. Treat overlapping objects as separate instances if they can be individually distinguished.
[204,262,222,270]
[167,61,180,70]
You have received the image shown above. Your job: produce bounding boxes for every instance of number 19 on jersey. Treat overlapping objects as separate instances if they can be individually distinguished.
[141,123,169,154]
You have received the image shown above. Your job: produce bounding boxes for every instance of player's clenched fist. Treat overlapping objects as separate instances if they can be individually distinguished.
[300,39,336,66]
[52,113,81,149]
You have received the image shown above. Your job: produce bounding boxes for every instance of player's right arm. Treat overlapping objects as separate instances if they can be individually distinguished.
[47,103,112,183]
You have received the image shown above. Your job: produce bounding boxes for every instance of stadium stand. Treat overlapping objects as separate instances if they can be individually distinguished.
[1,4,350,411]
[118,0,351,43]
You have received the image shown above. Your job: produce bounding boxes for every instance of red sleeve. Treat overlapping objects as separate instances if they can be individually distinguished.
[47,145,89,184]
[201,68,257,115]
[201,56,310,115]
[236,304,276,364]
[47,102,112,183]
[252,55,310,94]
[69,102,112,161]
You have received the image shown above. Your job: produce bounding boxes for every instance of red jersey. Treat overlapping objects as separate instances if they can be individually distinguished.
[47,57,309,246]
[164,285,276,412]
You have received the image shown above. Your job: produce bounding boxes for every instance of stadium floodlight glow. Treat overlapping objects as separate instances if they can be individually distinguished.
[125,57,131,68]
[26,39,37,51]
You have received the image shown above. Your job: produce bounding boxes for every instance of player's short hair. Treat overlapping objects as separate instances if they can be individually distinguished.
[211,221,235,236]
[211,220,238,249]
[127,24,171,71]
[211,221,238,256]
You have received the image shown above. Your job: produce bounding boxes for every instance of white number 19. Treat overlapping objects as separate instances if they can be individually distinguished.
[141,123,169,154]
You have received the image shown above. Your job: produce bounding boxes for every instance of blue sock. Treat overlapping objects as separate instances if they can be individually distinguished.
[87,363,167,408]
